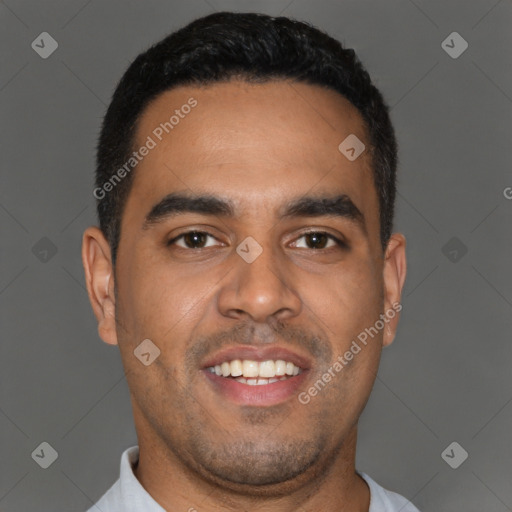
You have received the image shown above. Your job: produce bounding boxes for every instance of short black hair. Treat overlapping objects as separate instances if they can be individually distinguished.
[95,11,397,264]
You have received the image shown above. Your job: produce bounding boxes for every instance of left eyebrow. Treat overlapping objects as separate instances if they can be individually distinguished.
[279,194,366,233]
[142,192,366,233]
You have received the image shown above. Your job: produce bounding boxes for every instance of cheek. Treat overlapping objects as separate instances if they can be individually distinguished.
[303,256,383,339]
[115,253,218,359]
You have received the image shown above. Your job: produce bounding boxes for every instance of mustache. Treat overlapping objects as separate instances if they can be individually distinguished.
[185,318,333,371]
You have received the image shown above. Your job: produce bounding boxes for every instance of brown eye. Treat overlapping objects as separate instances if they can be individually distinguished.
[168,231,218,249]
[293,232,344,250]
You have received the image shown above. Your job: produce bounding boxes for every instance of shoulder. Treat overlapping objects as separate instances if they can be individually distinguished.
[85,445,140,512]
[358,472,421,512]
[85,479,122,512]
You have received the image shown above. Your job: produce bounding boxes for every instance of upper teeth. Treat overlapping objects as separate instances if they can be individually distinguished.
[208,359,301,378]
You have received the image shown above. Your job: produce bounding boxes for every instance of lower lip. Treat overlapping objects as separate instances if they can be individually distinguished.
[202,370,309,406]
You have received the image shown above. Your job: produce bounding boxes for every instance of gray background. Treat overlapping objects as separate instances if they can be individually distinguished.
[1,0,511,511]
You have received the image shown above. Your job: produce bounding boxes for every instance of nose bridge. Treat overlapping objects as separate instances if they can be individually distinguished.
[217,234,302,322]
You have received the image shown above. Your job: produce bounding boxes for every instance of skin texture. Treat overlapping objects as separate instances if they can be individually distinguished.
[82,79,406,511]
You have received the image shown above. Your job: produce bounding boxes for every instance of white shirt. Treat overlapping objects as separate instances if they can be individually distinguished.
[87,446,421,512]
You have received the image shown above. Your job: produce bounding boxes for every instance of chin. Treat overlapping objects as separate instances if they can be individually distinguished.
[189,438,327,494]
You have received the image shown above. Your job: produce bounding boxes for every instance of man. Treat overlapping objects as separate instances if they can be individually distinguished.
[82,11,416,512]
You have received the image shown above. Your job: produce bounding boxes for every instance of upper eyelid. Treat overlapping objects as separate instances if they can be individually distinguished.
[168,230,222,244]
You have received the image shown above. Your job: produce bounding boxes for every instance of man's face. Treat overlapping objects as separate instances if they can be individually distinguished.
[84,80,405,493]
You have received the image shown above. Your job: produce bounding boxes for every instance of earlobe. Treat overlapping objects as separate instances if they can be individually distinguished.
[81,227,118,346]
[381,233,407,347]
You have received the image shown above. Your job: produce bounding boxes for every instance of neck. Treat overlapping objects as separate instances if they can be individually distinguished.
[133,426,370,512]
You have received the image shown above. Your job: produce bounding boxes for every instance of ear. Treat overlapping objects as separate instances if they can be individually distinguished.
[381,233,407,347]
[82,226,118,345]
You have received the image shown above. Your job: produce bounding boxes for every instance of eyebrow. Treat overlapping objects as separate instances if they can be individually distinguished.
[142,192,366,232]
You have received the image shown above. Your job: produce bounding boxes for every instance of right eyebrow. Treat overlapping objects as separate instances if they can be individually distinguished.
[142,192,235,229]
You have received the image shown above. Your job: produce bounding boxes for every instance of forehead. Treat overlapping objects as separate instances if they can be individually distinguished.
[124,79,379,234]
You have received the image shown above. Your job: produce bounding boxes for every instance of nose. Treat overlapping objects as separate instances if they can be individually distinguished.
[217,240,303,323]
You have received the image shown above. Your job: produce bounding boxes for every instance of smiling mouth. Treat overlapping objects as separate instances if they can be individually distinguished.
[206,359,303,386]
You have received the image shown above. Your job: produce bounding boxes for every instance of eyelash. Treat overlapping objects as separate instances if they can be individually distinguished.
[166,230,347,251]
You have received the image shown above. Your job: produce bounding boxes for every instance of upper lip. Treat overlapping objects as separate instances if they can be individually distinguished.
[201,345,312,370]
